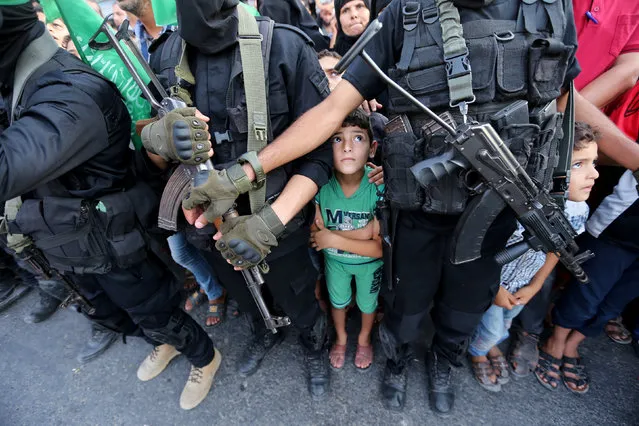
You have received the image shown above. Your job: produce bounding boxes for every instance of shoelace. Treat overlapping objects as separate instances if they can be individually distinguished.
[149,346,161,362]
[188,367,204,384]
[431,356,452,387]
[306,354,326,377]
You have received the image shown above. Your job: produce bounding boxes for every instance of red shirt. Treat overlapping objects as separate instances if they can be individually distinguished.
[606,83,639,141]
[573,0,639,91]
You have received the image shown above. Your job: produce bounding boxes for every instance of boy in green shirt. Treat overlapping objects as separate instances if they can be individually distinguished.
[311,109,384,371]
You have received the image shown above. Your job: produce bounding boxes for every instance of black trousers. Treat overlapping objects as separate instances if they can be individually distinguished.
[201,245,321,332]
[74,253,215,368]
[515,269,555,335]
[385,210,515,365]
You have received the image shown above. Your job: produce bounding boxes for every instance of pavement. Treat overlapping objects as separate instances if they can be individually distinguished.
[1,290,638,426]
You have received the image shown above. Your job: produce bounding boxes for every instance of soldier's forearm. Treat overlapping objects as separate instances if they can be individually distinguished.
[270,175,319,225]
[250,82,364,179]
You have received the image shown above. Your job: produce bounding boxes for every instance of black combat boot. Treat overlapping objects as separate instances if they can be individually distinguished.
[426,350,455,417]
[301,313,329,398]
[24,289,60,323]
[77,323,119,363]
[237,321,285,377]
[0,279,31,312]
[379,323,409,411]
[0,255,32,312]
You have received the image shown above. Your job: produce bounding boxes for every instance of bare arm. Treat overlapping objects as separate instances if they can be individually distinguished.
[271,175,319,225]
[315,218,382,258]
[242,81,365,180]
[579,52,639,109]
[563,89,639,170]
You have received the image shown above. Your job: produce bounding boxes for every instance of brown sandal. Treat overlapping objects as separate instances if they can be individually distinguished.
[488,353,510,385]
[184,290,207,312]
[205,296,227,327]
[354,344,373,371]
[329,343,347,370]
[471,359,501,392]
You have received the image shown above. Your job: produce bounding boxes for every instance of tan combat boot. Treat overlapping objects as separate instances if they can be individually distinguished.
[179,348,222,410]
[137,344,181,382]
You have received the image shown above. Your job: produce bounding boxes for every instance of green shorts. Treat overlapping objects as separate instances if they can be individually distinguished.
[324,258,383,314]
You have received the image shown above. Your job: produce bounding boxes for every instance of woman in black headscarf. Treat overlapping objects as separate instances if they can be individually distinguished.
[332,0,370,56]
[259,0,329,52]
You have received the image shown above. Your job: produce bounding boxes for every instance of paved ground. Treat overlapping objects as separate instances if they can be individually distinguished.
[1,290,638,426]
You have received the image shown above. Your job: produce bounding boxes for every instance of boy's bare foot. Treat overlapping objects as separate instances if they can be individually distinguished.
[184,289,207,312]
[471,354,500,392]
[329,343,347,369]
[487,347,510,385]
[205,292,227,327]
[535,336,565,390]
[354,344,373,370]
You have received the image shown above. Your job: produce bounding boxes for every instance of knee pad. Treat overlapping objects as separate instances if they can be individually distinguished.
[143,310,191,349]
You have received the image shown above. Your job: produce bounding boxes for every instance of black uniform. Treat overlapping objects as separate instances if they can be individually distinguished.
[0,7,214,368]
[342,0,580,412]
[150,0,332,384]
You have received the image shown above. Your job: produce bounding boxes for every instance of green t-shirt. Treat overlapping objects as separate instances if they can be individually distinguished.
[314,167,384,265]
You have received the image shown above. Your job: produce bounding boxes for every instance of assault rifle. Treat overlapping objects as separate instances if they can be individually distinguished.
[88,17,213,232]
[89,18,288,333]
[18,246,96,315]
[336,20,594,282]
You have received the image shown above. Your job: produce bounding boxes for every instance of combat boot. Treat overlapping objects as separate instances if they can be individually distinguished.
[137,344,181,381]
[301,313,330,398]
[180,348,222,410]
[426,350,455,417]
[379,323,409,411]
[236,328,284,377]
[24,289,60,324]
[0,281,31,312]
[77,323,119,363]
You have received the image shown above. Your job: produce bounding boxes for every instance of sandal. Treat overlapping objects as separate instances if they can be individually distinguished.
[227,298,241,319]
[183,272,198,292]
[534,349,562,391]
[488,353,510,385]
[354,344,373,371]
[184,290,207,312]
[205,296,227,327]
[605,317,632,345]
[509,331,540,378]
[329,343,347,370]
[561,356,590,394]
[471,359,501,392]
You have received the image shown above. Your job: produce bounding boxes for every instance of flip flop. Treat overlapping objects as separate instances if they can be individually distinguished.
[605,317,632,345]
[354,344,373,371]
[329,343,347,370]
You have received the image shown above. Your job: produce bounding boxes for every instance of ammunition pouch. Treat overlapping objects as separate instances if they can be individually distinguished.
[382,132,424,211]
[9,184,155,274]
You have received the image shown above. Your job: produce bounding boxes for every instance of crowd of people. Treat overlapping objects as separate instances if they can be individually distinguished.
[1,0,638,417]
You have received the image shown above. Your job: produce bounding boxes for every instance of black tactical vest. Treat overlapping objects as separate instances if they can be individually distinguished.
[383,0,572,214]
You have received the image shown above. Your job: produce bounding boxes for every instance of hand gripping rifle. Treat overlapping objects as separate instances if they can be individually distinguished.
[90,18,290,332]
[88,17,213,232]
[336,20,594,283]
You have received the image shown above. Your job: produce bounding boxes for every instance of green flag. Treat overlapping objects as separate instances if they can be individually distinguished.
[41,0,152,149]
[151,0,260,26]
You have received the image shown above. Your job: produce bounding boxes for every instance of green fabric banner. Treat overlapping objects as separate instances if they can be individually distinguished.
[151,0,260,26]
[41,0,152,149]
